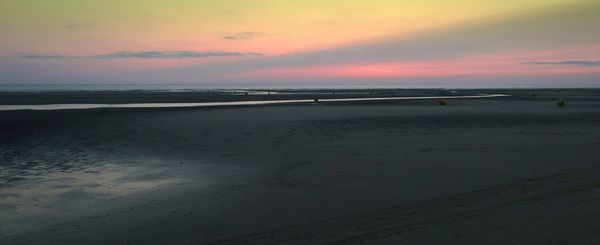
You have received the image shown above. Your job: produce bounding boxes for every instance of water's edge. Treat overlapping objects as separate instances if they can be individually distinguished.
[0,94,510,111]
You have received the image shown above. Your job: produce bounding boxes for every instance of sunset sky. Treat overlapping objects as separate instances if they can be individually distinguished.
[1,0,599,86]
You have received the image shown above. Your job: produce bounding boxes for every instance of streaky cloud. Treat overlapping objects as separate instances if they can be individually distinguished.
[523,60,600,66]
[223,32,263,40]
[20,54,84,59]
[20,51,263,59]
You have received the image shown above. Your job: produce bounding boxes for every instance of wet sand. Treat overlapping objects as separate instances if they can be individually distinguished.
[1,89,600,244]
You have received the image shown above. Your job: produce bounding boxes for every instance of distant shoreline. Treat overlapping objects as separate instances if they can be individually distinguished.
[1,84,600,92]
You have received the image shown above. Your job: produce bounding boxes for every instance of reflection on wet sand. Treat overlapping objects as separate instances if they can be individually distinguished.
[0,159,205,235]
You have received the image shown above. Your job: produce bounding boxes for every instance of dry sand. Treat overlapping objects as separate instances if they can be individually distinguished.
[1,89,600,244]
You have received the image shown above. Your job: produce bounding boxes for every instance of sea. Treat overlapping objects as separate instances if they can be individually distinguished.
[0,83,590,92]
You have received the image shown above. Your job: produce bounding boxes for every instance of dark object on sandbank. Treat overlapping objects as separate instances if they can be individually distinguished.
[557,99,566,107]
[438,99,447,106]
[314,98,319,102]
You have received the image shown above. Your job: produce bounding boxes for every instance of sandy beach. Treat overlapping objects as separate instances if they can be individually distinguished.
[1,89,600,244]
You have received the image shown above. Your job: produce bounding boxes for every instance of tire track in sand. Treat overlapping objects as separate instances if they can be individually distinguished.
[208,166,600,244]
